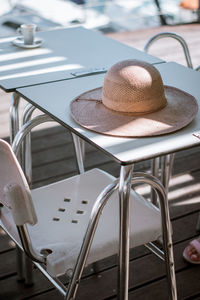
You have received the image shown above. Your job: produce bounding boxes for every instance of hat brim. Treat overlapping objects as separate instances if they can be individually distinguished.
[70,86,198,137]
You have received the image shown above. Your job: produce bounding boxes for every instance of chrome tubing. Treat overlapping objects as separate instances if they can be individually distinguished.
[161,154,175,193]
[65,180,119,300]
[22,104,36,186]
[23,105,86,177]
[10,92,20,144]
[67,171,177,300]
[10,116,55,286]
[9,92,22,282]
[145,242,165,261]
[22,104,36,124]
[2,219,67,295]
[17,225,45,263]
[34,260,67,296]
[24,255,34,285]
[118,164,133,300]
[16,247,24,281]
[144,32,192,207]
[144,32,193,69]
[71,133,85,174]
[12,114,53,158]
[151,157,160,205]
[132,172,177,300]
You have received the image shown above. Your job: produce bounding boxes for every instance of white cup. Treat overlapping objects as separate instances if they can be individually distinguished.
[18,24,37,45]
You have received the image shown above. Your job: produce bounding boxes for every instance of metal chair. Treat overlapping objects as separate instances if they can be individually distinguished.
[9,99,85,284]
[144,32,194,204]
[0,133,177,299]
[144,32,200,233]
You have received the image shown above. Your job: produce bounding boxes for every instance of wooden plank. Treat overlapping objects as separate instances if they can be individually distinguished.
[127,267,200,300]
[15,240,197,300]
[0,268,53,299]
[0,228,15,253]
[0,211,199,299]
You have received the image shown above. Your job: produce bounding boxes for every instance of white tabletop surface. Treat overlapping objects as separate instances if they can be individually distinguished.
[0,26,162,92]
[17,62,200,165]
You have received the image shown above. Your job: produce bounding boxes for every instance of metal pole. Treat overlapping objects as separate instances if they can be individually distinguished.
[144,32,193,69]
[71,133,85,174]
[132,172,177,300]
[161,154,175,193]
[151,157,160,205]
[65,180,119,299]
[118,164,133,300]
[16,247,24,282]
[22,104,36,186]
[10,92,20,144]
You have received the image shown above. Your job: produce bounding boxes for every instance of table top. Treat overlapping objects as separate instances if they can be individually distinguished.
[0,26,162,92]
[17,61,200,165]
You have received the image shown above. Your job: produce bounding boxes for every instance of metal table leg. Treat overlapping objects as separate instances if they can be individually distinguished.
[161,154,175,193]
[9,92,23,281]
[118,164,133,300]
[22,104,36,187]
[71,133,85,174]
[10,92,20,144]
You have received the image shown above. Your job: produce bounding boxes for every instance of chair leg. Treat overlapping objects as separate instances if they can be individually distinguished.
[132,173,177,300]
[16,247,25,282]
[161,198,177,300]
[16,247,34,285]
[24,255,34,285]
[155,175,177,300]
[12,114,54,286]
[10,93,26,284]
[151,157,160,205]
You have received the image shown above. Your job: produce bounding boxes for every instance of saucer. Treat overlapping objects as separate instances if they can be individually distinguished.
[12,37,43,49]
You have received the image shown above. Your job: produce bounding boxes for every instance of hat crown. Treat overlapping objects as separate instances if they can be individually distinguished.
[102,59,167,114]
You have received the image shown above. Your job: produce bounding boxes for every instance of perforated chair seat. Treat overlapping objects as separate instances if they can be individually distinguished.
[1,168,161,277]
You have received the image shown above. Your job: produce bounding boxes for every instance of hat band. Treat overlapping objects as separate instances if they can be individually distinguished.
[102,96,167,116]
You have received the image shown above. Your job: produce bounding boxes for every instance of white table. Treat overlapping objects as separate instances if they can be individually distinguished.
[0,25,163,143]
[17,62,200,164]
[0,26,163,92]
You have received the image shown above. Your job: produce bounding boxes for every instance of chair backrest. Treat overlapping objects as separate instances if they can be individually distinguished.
[143,32,193,69]
[0,139,37,226]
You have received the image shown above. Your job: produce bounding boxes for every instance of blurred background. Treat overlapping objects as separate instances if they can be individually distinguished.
[0,0,199,36]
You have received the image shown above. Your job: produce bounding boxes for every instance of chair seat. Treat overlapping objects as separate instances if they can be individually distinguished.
[1,168,161,277]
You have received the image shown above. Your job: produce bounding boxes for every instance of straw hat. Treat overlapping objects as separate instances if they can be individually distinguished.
[70,60,198,137]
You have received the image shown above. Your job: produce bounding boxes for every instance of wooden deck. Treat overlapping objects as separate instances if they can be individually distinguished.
[1,24,200,299]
